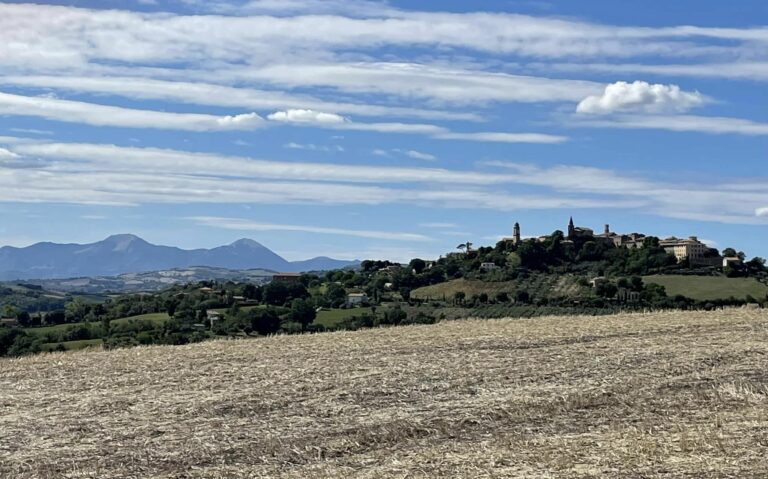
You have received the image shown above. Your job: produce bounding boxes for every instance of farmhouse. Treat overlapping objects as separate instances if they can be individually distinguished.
[346,293,368,307]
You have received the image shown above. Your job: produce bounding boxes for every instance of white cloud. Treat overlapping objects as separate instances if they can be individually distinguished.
[266,108,564,143]
[2,139,767,224]
[435,132,567,144]
[244,62,601,105]
[419,222,457,228]
[404,150,436,161]
[576,81,706,115]
[0,148,19,159]
[548,62,768,82]
[8,128,53,135]
[0,75,479,121]
[267,109,348,124]
[1,3,762,75]
[284,142,344,152]
[576,114,768,136]
[237,0,397,17]
[0,91,265,131]
[188,216,431,242]
[757,207,768,217]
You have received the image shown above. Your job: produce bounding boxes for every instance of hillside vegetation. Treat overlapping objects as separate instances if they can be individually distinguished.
[2,309,768,478]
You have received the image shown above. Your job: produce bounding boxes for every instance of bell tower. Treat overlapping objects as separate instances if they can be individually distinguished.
[513,222,521,244]
[568,216,575,239]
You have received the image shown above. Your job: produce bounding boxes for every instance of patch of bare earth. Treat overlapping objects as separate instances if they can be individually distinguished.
[2,309,768,478]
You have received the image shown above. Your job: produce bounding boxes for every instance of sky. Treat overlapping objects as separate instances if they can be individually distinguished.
[0,0,767,262]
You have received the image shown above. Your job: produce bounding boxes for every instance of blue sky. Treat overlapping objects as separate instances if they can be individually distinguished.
[0,0,766,262]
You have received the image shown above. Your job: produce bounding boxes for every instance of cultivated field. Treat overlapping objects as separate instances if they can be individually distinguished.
[2,309,768,478]
[643,275,768,301]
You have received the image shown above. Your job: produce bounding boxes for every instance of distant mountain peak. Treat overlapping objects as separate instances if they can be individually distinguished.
[0,234,357,280]
[103,234,147,252]
[105,233,143,242]
[230,238,265,248]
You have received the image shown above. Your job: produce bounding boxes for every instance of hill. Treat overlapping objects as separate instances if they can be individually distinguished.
[2,309,767,478]
[0,235,358,280]
[644,275,768,301]
[22,266,278,294]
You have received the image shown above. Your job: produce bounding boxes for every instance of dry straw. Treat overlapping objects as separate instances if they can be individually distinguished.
[1,309,767,478]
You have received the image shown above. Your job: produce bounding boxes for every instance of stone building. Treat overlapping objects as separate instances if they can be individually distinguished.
[659,236,718,265]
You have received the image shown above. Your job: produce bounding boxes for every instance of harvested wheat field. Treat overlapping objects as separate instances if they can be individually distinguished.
[2,310,768,478]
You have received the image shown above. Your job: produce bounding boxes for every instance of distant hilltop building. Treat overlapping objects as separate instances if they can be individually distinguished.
[659,236,719,265]
[507,217,721,266]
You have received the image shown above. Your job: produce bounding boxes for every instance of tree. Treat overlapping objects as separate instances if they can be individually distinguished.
[409,258,427,274]
[248,309,281,336]
[289,298,317,330]
[515,290,531,304]
[16,311,31,327]
[495,292,509,303]
[454,291,466,305]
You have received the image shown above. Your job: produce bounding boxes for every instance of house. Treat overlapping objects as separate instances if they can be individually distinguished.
[590,277,608,288]
[0,318,19,328]
[272,273,302,283]
[346,293,368,307]
[207,311,223,322]
[199,287,215,294]
[723,257,743,268]
[379,265,402,274]
[480,262,499,271]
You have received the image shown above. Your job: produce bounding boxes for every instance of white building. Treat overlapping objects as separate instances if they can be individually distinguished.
[346,293,369,307]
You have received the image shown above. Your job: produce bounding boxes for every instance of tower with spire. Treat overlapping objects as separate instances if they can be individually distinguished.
[568,216,575,239]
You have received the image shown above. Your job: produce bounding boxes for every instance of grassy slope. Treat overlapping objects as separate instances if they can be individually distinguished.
[2,309,768,478]
[644,275,768,301]
[25,312,171,337]
[41,338,103,352]
[411,275,585,301]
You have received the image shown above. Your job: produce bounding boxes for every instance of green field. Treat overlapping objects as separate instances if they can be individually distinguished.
[315,308,368,328]
[112,312,170,326]
[41,338,103,352]
[26,312,171,337]
[643,275,768,301]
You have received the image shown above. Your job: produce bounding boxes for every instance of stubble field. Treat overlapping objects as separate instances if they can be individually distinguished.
[2,309,768,478]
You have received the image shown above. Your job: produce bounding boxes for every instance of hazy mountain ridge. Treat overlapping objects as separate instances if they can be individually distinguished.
[0,234,358,281]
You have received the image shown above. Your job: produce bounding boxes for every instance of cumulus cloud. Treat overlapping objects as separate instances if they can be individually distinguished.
[576,81,706,115]
[267,109,348,124]
[757,207,768,217]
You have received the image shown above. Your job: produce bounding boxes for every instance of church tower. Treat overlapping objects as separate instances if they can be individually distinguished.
[513,222,521,244]
[568,216,575,239]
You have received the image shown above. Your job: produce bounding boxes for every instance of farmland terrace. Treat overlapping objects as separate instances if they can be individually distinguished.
[1,309,767,478]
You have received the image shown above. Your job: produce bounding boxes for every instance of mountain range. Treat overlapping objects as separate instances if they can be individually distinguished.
[0,234,358,281]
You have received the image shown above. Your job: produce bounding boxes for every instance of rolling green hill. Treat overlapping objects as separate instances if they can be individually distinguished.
[643,275,768,301]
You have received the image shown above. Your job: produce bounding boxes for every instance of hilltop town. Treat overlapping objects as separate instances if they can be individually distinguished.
[503,217,733,268]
